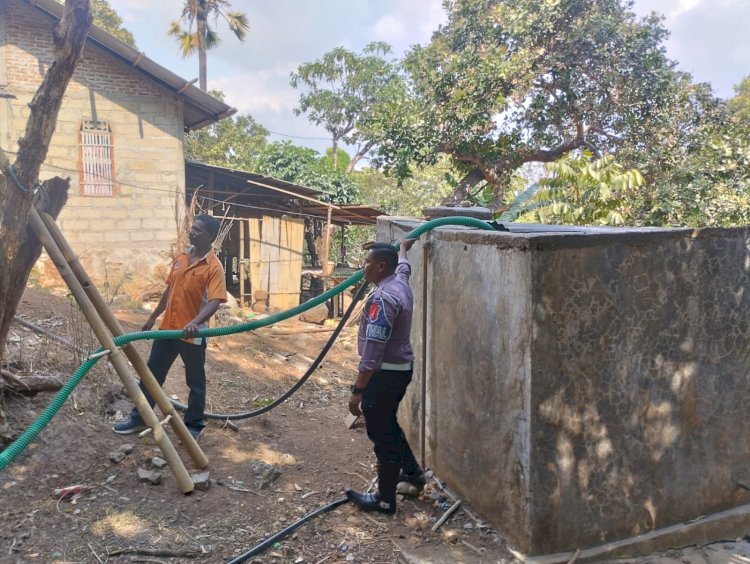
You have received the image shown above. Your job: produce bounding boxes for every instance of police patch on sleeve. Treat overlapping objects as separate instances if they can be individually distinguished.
[365,296,392,342]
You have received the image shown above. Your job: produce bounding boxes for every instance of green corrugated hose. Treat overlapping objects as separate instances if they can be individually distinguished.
[0,217,496,470]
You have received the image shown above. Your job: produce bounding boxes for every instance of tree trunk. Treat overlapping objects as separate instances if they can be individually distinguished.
[442,167,486,206]
[346,140,374,173]
[332,137,338,170]
[0,0,92,437]
[197,0,208,90]
[304,220,319,267]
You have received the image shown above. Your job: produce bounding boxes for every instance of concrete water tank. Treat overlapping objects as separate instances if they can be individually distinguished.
[378,216,750,559]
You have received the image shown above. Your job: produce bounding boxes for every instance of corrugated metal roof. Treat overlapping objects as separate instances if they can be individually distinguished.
[185,160,383,226]
[186,160,323,199]
[21,0,236,130]
[301,204,383,226]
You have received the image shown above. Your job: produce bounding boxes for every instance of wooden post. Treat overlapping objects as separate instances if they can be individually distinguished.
[322,204,332,266]
[340,225,346,264]
[239,219,245,307]
[40,212,208,469]
[28,209,196,493]
[207,170,214,213]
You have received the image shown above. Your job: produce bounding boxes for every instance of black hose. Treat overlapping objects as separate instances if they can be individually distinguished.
[226,497,350,564]
[170,281,369,421]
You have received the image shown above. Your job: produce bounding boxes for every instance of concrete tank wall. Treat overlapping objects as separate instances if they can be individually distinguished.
[378,218,750,556]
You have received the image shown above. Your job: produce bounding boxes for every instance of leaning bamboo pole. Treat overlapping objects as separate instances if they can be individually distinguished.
[28,208,195,493]
[40,212,208,469]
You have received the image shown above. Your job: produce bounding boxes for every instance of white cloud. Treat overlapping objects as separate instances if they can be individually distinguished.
[669,0,701,18]
[211,66,298,115]
[371,0,445,52]
[630,0,749,97]
[373,14,407,45]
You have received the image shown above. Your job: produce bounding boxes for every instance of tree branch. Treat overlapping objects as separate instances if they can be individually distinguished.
[346,140,374,173]
[442,167,485,205]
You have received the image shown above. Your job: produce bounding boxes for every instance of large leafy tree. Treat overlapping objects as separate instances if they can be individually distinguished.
[291,42,404,172]
[168,0,249,91]
[631,79,750,227]
[373,0,687,208]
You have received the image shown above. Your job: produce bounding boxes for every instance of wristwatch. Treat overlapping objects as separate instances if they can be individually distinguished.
[350,384,367,394]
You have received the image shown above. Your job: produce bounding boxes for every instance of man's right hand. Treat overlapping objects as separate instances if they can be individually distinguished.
[348,393,363,416]
[400,237,417,252]
[141,318,156,331]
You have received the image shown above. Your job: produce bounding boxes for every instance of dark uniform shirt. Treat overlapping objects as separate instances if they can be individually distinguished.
[357,259,415,373]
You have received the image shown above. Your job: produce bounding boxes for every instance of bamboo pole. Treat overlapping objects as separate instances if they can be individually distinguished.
[28,209,196,493]
[39,212,208,469]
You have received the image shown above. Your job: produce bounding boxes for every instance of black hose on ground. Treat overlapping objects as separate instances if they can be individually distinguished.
[226,497,350,564]
[170,281,369,421]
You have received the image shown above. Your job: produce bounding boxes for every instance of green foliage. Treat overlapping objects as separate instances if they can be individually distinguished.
[255,141,359,204]
[371,0,694,205]
[323,148,351,173]
[627,76,750,227]
[729,75,750,125]
[524,151,645,226]
[291,43,405,171]
[64,0,136,47]
[497,182,544,222]
[184,92,269,170]
[169,0,249,55]
[633,136,750,227]
[352,161,456,217]
[467,170,529,210]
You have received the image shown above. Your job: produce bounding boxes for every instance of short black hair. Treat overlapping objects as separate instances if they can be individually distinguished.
[368,243,398,271]
[194,214,220,240]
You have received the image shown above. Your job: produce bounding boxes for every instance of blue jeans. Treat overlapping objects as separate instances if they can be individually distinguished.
[130,338,207,431]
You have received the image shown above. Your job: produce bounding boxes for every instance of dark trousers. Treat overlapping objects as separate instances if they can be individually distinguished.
[130,339,207,431]
[361,368,421,502]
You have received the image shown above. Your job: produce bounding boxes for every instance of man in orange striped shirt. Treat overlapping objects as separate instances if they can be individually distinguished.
[113,214,227,441]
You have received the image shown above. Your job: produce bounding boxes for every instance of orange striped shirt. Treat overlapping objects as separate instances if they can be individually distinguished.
[160,248,226,343]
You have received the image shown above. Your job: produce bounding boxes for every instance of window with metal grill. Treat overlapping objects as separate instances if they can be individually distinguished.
[79,120,115,196]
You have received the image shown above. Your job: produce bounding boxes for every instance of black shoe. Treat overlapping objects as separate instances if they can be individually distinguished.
[345,489,396,514]
[398,470,426,494]
[187,427,204,442]
[112,417,147,435]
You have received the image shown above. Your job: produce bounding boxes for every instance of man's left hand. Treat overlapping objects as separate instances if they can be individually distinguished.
[348,393,363,416]
[183,321,200,338]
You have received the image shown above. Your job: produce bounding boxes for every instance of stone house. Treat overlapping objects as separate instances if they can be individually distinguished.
[0,0,234,297]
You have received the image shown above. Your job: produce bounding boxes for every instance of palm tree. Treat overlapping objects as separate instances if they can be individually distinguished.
[168,0,249,91]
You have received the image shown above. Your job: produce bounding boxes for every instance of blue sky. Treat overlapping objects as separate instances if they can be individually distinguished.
[108,0,750,155]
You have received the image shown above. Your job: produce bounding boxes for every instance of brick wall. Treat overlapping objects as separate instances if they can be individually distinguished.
[1,0,186,298]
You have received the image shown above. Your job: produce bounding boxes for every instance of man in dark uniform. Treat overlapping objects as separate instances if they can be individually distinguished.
[346,238,426,514]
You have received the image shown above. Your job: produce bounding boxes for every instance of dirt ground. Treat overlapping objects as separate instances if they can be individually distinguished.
[3,287,750,564]
[0,287,515,563]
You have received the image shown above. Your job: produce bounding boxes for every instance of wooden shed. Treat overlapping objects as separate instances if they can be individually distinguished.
[185,160,381,311]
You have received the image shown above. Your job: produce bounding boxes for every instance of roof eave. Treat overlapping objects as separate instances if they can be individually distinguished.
[22,0,234,130]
